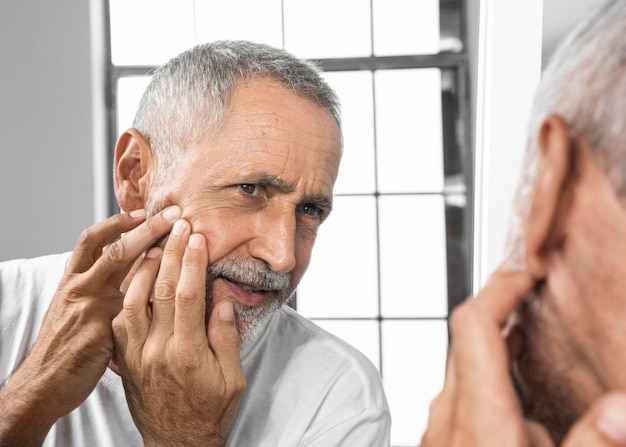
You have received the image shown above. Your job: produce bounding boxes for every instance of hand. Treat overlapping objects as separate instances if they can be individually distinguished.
[112,219,246,447]
[420,266,626,447]
[420,265,549,446]
[0,206,181,446]
[561,392,626,446]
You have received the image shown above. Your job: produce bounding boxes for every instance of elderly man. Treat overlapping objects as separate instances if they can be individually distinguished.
[0,41,390,446]
[420,1,626,446]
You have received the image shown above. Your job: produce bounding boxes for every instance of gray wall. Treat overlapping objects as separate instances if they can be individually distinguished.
[0,0,95,261]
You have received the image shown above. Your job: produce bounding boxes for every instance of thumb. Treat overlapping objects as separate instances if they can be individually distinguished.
[562,393,626,447]
[208,300,246,388]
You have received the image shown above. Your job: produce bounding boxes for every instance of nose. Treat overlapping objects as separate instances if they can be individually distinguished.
[249,206,297,274]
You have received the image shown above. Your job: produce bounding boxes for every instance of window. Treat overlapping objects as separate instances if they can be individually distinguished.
[107,1,471,444]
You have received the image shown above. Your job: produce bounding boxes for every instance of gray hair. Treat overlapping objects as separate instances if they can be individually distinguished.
[505,0,626,265]
[132,40,342,201]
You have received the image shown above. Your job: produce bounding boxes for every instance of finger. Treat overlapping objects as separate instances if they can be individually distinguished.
[122,246,163,344]
[422,269,537,446]
[150,219,189,339]
[472,265,535,327]
[208,301,245,391]
[525,420,554,446]
[93,205,181,287]
[452,268,533,392]
[451,298,518,405]
[174,233,209,344]
[562,393,626,447]
[67,209,147,273]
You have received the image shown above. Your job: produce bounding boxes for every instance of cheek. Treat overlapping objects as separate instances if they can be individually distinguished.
[185,207,253,263]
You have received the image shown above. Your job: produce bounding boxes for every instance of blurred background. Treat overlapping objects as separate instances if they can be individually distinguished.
[0,0,605,444]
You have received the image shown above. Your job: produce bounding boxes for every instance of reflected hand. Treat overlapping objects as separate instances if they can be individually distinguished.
[419,265,550,446]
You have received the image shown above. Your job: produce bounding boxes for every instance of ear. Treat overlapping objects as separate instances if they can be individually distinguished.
[114,128,155,213]
[525,114,576,279]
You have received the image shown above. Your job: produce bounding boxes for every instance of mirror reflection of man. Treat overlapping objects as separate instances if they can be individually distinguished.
[421,2,626,446]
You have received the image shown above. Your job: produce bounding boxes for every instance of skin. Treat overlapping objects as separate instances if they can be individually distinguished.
[420,115,626,446]
[111,76,342,445]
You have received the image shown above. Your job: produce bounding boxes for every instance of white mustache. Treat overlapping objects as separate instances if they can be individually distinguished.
[206,257,291,292]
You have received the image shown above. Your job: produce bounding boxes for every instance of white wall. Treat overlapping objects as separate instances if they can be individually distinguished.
[472,1,544,289]
[472,0,603,289]
[0,0,96,261]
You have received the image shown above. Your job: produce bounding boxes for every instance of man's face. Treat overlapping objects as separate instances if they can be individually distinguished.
[148,77,341,344]
[509,143,626,443]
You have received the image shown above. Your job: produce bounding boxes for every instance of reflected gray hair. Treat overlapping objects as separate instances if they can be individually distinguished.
[504,0,626,265]
[132,40,342,202]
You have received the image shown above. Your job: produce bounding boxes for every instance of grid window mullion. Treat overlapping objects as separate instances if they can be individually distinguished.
[106,2,470,445]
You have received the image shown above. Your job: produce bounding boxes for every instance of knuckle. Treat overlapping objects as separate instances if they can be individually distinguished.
[143,343,166,366]
[122,299,144,320]
[154,280,177,300]
[62,281,92,304]
[428,393,441,414]
[142,213,162,236]
[76,226,98,248]
[448,301,477,334]
[175,348,201,370]
[112,312,124,333]
[176,289,201,311]
[105,240,128,264]
[209,325,240,350]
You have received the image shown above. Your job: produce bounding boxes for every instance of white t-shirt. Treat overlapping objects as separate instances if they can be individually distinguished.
[0,253,391,446]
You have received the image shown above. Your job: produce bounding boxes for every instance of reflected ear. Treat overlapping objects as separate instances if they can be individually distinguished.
[525,114,575,278]
[114,128,154,213]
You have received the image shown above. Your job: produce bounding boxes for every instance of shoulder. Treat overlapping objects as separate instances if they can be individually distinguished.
[274,306,373,365]
[0,252,73,378]
[238,306,391,445]
[0,252,72,296]
[256,306,387,404]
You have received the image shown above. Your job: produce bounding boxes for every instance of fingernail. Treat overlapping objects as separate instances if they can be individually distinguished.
[596,395,626,443]
[171,219,186,236]
[146,247,161,259]
[162,205,181,222]
[129,209,146,219]
[218,301,235,322]
[188,233,203,249]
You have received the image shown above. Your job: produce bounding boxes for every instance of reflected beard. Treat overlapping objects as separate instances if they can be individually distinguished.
[511,296,580,445]
[512,359,579,444]
[203,255,295,347]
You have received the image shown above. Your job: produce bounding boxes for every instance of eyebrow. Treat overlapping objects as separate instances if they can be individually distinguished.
[255,174,291,191]
[251,174,334,213]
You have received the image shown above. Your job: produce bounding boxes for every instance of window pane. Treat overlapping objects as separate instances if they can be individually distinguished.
[379,195,447,318]
[313,319,380,371]
[373,0,440,56]
[116,77,152,135]
[194,0,283,48]
[109,0,195,66]
[375,69,444,193]
[283,0,371,58]
[382,320,448,446]
[297,196,378,318]
[322,71,376,195]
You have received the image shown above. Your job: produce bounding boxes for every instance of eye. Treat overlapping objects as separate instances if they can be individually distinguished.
[238,184,259,196]
[299,203,323,218]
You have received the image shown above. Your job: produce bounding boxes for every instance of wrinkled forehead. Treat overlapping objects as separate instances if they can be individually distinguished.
[178,77,342,194]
